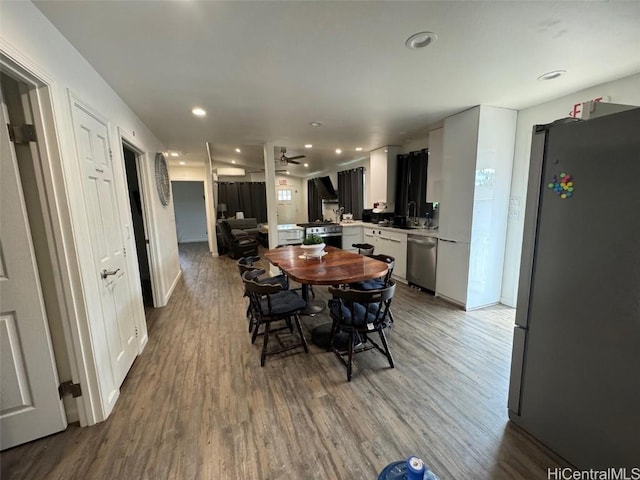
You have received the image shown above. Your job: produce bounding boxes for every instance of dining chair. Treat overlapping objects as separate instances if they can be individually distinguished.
[242,269,309,366]
[238,263,292,333]
[348,254,396,323]
[327,281,396,381]
[238,256,289,290]
[352,243,375,255]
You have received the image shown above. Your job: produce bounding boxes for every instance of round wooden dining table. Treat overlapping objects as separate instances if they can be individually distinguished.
[264,245,389,346]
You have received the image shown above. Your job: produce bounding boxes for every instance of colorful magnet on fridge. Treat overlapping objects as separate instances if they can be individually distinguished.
[548,172,575,199]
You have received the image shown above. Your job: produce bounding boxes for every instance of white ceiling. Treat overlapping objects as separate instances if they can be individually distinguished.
[34,1,640,176]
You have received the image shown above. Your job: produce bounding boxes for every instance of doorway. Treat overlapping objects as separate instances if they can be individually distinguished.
[0,71,68,449]
[171,181,208,244]
[122,144,154,308]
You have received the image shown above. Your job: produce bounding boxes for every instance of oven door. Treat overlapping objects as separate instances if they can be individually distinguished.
[320,234,342,249]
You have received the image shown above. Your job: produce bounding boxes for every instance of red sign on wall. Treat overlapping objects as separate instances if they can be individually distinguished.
[568,96,609,118]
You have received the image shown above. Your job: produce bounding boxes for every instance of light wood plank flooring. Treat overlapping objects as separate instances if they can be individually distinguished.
[1,242,569,479]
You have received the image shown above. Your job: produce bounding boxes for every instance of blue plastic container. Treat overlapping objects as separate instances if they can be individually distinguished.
[377,456,439,480]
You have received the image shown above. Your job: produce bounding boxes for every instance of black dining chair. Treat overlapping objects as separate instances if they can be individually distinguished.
[348,254,395,323]
[327,281,396,381]
[242,269,309,366]
[352,243,375,255]
[237,257,289,333]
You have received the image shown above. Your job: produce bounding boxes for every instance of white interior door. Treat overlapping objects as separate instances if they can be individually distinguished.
[276,186,295,224]
[71,103,137,392]
[0,93,67,450]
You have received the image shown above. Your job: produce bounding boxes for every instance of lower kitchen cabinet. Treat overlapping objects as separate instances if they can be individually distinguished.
[341,225,363,252]
[435,240,470,308]
[363,227,407,280]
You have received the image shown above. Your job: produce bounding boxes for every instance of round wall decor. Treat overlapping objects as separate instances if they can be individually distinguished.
[155,152,171,206]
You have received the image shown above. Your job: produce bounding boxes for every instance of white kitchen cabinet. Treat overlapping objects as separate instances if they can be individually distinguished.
[435,240,469,305]
[362,227,407,280]
[427,127,443,203]
[369,145,400,210]
[341,225,363,252]
[436,105,516,310]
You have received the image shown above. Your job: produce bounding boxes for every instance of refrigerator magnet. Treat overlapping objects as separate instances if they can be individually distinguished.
[548,172,575,199]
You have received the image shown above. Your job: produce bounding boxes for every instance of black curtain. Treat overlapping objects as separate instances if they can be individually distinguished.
[395,149,429,217]
[395,154,410,215]
[337,167,365,219]
[217,182,267,223]
[307,178,322,222]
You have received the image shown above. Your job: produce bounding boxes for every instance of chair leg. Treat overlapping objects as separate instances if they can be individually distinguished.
[347,331,354,382]
[328,319,339,352]
[388,308,395,324]
[261,321,270,367]
[251,317,261,344]
[293,314,309,352]
[378,328,394,368]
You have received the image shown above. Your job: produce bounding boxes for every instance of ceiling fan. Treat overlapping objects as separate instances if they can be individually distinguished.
[278,147,305,166]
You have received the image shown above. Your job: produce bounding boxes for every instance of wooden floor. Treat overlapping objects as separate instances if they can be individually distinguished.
[1,242,568,479]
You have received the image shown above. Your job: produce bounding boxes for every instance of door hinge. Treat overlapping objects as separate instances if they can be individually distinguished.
[6,123,37,144]
[58,380,82,399]
[109,149,113,159]
[135,326,139,337]
[123,246,127,256]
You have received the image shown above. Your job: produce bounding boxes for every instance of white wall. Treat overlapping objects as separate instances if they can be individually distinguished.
[501,72,640,306]
[0,2,180,423]
[171,181,207,243]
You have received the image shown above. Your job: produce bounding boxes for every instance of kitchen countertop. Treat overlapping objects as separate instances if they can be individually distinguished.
[340,221,439,238]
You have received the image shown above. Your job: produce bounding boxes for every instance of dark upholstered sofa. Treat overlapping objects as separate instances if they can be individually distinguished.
[222,218,261,237]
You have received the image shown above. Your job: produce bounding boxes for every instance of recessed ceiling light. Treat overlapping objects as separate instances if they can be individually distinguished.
[235,148,241,153]
[304,163,309,167]
[537,70,567,81]
[309,121,323,127]
[336,148,342,154]
[286,170,290,175]
[305,144,313,148]
[192,107,206,117]
[355,147,363,151]
[169,152,180,157]
[405,31,437,49]
[179,161,186,165]
[231,160,236,164]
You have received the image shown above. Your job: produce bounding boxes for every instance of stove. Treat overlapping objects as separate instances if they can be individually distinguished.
[297,222,343,248]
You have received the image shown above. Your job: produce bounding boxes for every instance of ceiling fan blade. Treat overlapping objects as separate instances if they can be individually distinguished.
[287,159,301,165]
[287,155,305,161]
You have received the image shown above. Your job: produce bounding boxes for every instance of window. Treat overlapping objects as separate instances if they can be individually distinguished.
[277,189,292,201]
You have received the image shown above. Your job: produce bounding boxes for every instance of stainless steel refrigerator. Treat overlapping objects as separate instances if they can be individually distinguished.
[508,106,640,469]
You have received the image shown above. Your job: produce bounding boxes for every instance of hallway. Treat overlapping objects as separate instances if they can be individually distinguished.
[1,242,567,479]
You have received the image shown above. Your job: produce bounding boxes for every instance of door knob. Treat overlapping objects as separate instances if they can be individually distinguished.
[101,268,120,279]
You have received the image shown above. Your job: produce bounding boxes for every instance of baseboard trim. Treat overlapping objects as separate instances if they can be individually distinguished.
[164,269,183,305]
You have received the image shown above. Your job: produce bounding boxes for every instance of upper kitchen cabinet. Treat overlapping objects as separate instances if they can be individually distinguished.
[369,146,400,210]
[426,128,443,203]
[436,105,517,309]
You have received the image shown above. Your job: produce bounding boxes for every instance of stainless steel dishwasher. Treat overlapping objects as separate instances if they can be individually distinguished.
[407,235,438,291]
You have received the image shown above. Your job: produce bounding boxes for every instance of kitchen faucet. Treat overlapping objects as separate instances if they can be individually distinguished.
[407,201,417,225]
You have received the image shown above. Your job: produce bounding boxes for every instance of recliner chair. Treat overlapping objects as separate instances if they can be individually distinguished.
[219,219,258,259]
